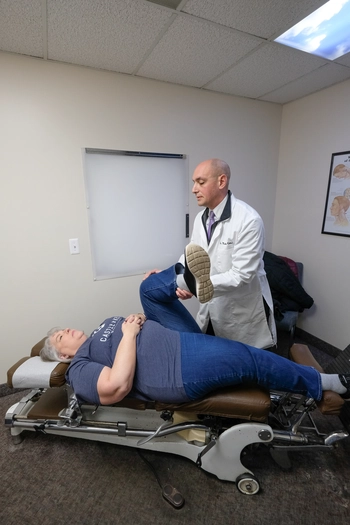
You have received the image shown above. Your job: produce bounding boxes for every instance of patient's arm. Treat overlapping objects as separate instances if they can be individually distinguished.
[96,316,140,404]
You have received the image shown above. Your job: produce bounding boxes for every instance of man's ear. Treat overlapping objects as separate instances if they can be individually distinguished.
[218,174,227,189]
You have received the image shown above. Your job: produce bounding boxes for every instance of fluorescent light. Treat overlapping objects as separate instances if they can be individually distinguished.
[274,0,350,60]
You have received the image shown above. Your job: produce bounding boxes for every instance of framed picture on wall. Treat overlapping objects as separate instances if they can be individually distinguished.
[321,150,350,237]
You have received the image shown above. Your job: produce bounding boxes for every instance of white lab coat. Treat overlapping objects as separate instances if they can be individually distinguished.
[183,192,276,349]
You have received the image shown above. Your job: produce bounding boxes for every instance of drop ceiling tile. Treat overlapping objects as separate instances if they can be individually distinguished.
[336,51,350,68]
[183,0,328,39]
[47,0,173,73]
[137,15,262,87]
[205,42,327,99]
[0,0,43,57]
[0,0,348,105]
[260,63,350,104]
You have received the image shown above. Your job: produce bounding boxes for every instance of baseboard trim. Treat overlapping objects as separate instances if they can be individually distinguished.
[295,328,341,358]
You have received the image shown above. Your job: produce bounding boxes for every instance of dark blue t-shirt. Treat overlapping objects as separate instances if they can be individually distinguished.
[65,317,189,405]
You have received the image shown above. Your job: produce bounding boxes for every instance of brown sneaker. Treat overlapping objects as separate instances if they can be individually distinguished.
[184,244,214,304]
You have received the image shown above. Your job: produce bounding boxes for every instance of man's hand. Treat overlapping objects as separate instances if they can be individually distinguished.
[176,288,193,300]
[142,269,161,280]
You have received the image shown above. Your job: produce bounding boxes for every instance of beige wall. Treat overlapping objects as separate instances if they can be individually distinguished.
[273,79,350,350]
[0,52,281,382]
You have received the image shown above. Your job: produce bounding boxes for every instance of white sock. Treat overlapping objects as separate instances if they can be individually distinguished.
[176,274,190,292]
[320,373,347,394]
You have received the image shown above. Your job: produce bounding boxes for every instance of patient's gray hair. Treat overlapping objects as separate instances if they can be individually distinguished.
[40,327,72,363]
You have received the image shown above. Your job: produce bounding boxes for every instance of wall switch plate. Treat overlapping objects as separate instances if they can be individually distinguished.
[69,238,80,254]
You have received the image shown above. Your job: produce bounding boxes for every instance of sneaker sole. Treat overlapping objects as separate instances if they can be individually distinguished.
[185,244,214,303]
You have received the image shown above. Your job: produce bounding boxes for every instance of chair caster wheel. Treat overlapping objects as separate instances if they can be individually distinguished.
[236,473,260,495]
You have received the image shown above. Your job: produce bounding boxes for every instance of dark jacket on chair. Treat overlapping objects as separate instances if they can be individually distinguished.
[263,251,314,320]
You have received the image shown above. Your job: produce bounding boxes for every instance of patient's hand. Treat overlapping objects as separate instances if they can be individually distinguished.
[142,269,161,280]
[122,316,144,337]
[124,313,147,329]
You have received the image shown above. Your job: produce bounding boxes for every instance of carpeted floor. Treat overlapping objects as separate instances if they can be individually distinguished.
[1,334,349,525]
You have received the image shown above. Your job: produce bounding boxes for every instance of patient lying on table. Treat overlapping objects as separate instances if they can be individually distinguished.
[40,245,350,406]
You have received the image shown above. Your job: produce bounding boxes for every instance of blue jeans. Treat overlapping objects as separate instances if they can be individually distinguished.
[140,265,202,333]
[140,266,322,401]
[179,332,321,400]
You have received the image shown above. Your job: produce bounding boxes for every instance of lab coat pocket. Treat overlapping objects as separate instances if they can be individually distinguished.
[216,241,234,272]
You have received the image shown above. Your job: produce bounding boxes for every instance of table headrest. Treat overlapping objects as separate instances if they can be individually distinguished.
[7,355,69,389]
[31,337,47,357]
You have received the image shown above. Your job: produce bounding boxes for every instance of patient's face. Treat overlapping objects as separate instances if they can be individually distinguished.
[50,328,87,358]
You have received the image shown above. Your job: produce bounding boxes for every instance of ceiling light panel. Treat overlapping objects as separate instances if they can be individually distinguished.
[275,0,350,60]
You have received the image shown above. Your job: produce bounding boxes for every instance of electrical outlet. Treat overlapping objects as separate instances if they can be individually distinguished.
[69,238,80,255]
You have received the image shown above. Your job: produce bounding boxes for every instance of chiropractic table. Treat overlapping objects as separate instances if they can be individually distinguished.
[5,340,350,500]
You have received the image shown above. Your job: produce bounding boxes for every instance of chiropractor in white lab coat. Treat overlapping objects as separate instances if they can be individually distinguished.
[177,158,276,349]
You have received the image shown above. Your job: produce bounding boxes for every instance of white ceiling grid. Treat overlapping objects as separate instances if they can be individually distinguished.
[0,0,350,104]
